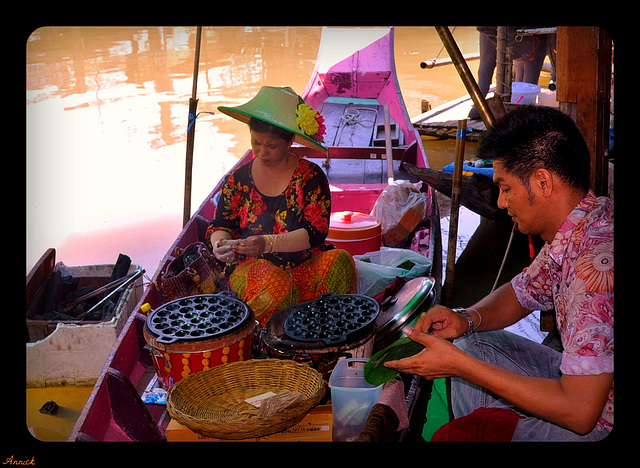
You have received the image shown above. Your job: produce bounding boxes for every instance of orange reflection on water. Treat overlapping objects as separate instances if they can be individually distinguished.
[26,26,478,275]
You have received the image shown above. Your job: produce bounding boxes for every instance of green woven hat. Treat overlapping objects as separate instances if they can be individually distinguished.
[218,86,327,152]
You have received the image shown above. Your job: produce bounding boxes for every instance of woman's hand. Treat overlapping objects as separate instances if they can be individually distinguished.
[212,235,270,262]
[233,235,268,257]
[212,240,236,263]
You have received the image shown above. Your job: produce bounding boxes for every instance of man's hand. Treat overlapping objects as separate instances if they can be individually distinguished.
[383,325,469,380]
[412,305,471,340]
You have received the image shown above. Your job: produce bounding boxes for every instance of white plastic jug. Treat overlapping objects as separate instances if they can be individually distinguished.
[329,358,383,442]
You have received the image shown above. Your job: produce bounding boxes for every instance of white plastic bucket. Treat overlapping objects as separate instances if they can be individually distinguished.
[511,82,541,104]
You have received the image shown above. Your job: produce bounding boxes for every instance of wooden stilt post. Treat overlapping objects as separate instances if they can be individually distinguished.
[556,26,612,196]
[443,119,467,307]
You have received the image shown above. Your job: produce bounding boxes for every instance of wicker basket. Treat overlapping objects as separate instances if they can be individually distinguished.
[166,359,325,439]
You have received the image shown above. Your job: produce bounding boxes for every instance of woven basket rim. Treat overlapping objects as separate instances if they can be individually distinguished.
[166,359,325,439]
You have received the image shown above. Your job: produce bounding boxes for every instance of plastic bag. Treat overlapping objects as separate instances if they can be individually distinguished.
[370,181,428,247]
[353,247,432,297]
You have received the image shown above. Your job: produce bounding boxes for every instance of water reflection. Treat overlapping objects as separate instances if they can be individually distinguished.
[26,26,478,275]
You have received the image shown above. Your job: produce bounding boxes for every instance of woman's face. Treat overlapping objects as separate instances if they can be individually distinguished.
[250,130,292,167]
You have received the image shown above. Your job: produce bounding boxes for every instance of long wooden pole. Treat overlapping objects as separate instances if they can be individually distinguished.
[383,105,394,183]
[443,119,467,307]
[420,53,480,69]
[434,26,496,130]
[183,26,203,227]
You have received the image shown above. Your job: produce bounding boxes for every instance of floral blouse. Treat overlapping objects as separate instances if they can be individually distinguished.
[208,157,332,272]
[511,191,614,432]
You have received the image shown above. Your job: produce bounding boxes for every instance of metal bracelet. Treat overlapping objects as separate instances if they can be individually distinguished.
[452,308,475,336]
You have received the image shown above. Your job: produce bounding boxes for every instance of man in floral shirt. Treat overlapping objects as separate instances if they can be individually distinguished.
[386,106,613,441]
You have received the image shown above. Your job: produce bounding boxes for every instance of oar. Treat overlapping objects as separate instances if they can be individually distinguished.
[183,26,203,227]
[74,268,145,320]
[61,271,138,312]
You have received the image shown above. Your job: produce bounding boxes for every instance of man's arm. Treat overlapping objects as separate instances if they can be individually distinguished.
[454,350,613,434]
[416,283,532,339]
[468,282,532,332]
[389,282,612,435]
[387,330,612,434]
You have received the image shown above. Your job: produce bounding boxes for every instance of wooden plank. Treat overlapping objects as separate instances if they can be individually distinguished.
[373,109,400,147]
[320,102,378,147]
[364,158,385,184]
[319,102,347,146]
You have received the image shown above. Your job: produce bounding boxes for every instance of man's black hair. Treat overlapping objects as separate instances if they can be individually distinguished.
[476,105,591,192]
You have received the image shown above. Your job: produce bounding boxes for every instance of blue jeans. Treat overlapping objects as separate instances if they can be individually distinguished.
[452,330,611,441]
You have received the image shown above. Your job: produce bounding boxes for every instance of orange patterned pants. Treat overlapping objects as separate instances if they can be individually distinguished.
[229,249,356,325]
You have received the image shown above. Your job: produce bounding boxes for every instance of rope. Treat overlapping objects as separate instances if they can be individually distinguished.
[187,111,215,133]
[433,26,457,62]
[335,107,378,145]
[491,223,516,293]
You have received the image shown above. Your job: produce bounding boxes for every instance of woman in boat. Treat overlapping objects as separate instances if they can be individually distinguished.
[206,86,356,325]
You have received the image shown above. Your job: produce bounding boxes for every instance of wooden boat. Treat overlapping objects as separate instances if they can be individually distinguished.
[70,26,441,442]
[411,89,490,141]
[404,163,511,223]
[26,248,144,387]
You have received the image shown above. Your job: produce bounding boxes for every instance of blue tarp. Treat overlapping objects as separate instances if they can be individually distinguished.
[442,161,494,178]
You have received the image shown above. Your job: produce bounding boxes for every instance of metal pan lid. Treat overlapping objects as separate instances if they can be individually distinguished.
[374,277,436,339]
[146,293,253,344]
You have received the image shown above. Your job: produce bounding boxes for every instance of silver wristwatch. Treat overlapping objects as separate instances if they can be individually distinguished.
[452,308,475,336]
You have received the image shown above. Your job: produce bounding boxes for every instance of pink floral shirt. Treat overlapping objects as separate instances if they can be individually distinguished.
[511,191,614,432]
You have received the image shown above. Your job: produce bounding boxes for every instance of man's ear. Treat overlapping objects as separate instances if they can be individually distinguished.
[533,168,554,198]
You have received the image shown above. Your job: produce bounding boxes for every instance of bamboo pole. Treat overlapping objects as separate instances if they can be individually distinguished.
[434,26,496,130]
[383,105,395,183]
[183,26,203,227]
[443,119,467,307]
[495,26,513,103]
[420,53,480,69]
